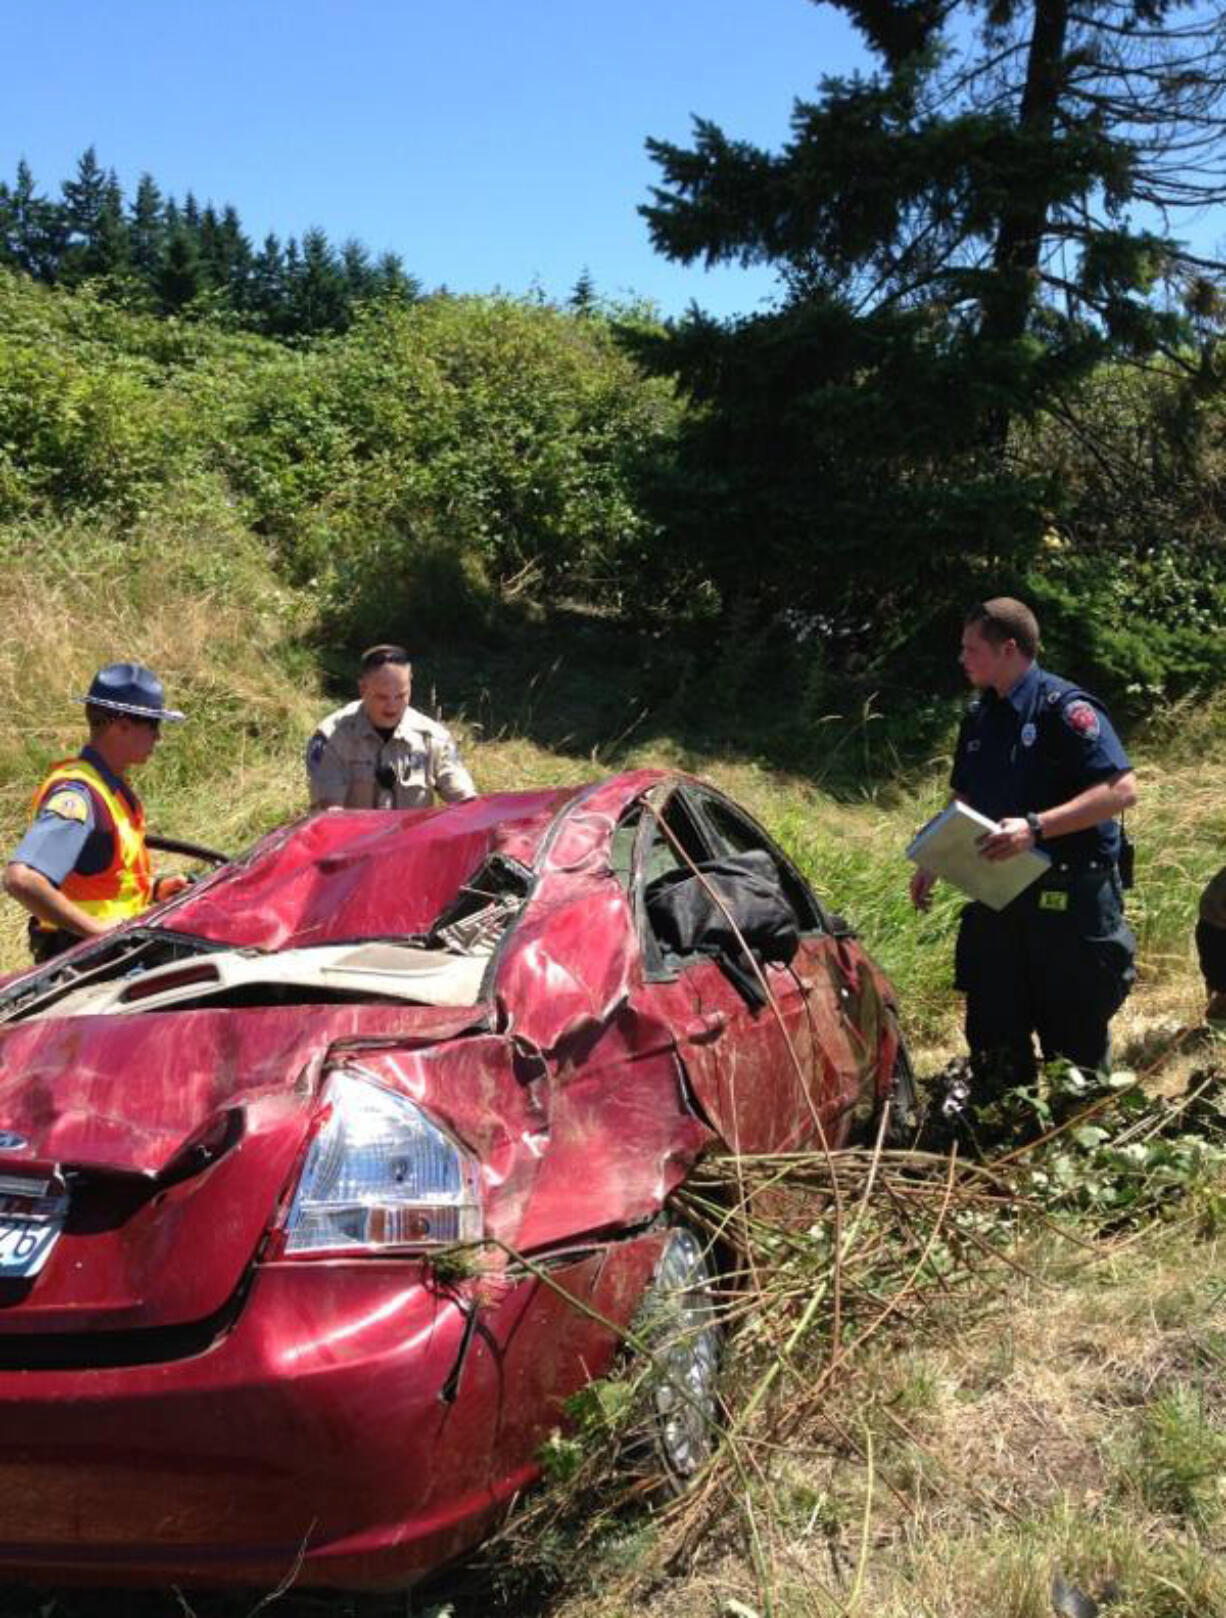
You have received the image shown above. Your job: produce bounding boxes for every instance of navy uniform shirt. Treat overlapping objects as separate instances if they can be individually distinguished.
[9,746,140,887]
[950,665,1130,867]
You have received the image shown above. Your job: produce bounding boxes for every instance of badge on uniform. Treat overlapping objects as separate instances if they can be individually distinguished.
[307,733,326,769]
[1021,722,1036,747]
[43,789,88,823]
[1039,890,1069,912]
[1063,700,1100,740]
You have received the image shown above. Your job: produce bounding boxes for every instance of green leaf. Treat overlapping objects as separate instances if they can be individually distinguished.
[1072,1125,1111,1149]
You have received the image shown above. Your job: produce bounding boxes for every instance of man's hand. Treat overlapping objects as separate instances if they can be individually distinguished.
[977,818,1035,862]
[153,873,191,903]
[910,867,938,911]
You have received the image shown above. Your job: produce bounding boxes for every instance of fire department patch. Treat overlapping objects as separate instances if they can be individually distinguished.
[43,789,88,822]
[1063,700,1100,740]
[306,733,326,770]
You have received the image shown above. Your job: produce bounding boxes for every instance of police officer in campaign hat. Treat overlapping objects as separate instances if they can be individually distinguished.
[4,662,188,963]
[911,598,1139,1092]
[306,644,477,811]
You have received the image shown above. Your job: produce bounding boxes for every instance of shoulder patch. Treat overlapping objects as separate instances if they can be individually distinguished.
[1063,700,1101,740]
[43,788,89,823]
[306,733,327,770]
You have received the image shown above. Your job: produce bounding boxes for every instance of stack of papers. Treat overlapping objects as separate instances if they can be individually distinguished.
[906,801,1050,910]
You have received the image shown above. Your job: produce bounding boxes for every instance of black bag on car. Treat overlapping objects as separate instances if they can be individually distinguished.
[645,850,800,1007]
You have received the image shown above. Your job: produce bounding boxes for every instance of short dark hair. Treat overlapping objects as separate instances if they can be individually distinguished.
[359,644,411,675]
[85,703,121,737]
[965,597,1040,660]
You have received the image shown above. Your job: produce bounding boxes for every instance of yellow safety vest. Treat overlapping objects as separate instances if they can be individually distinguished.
[29,756,152,929]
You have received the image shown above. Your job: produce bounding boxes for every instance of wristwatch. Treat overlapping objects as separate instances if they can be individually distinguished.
[1025,811,1044,843]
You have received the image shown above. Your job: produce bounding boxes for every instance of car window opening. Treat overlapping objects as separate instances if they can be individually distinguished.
[646,850,801,1007]
[690,791,825,933]
[427,854,533,955]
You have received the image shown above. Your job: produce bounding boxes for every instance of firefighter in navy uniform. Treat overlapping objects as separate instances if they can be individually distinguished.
[4,663,188,963]
[1196,866,1226,1024]
[911,598,1139,1093]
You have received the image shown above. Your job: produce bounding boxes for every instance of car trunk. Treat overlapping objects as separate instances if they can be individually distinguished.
[0,1002,484,1336]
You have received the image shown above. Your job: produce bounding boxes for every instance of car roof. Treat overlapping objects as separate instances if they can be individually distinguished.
[157,771,675,952]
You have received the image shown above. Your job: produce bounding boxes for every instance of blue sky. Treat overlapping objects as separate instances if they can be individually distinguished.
[3,0,872,319]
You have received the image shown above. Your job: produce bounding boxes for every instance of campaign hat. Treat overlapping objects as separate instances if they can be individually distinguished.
[76,662,186,722]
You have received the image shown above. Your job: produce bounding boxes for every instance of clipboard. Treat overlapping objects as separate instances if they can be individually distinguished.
[907,800,1050,911]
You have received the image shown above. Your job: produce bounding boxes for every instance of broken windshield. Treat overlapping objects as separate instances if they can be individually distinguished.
[0,855,535,1025]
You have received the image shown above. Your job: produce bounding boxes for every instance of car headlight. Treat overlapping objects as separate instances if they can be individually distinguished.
[283,1068,482,1255]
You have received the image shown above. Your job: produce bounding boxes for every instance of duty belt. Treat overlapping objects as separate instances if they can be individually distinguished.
[1038,859,1117,889]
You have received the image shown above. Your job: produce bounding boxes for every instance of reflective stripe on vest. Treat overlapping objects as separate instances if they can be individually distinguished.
[30,757,152,925]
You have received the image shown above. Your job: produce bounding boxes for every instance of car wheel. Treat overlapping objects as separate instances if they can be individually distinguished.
[631,1224,725,1493]
[883,1029,921,1146]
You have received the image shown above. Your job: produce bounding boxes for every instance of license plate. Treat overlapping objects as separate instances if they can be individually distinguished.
[0,1191,68,1279]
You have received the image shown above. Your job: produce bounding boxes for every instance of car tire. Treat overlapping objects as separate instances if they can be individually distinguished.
[629,1223,725,1494]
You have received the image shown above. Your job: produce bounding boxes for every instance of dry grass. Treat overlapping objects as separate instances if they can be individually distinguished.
[509,1125,1225,1618]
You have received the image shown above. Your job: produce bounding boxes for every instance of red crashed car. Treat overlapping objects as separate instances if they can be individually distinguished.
[0,771,911,1590]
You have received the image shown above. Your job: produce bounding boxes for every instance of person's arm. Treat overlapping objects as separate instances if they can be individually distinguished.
[432,731,477,803]
[910,865,938,911]
[978,771,1137,861]
[3,861,110,938]
[306,730,348,810]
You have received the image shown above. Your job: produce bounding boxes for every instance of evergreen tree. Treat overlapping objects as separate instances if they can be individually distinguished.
[341,237,373,300]
[219,205,254,309]
[635,0,1226,654]
[373,250,421,302]
[198,204,227,290]
[128,173,165,279]
[157,225,203,313]
[570,267,598,316]
[92,172,131,279]
[292,227,349,334]
[250,232,288,332]
[5,161,63,280]
[58,146,109,283]
[1,153,420,340]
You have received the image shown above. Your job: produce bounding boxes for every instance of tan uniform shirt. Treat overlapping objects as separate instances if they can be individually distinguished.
[306,702,477,809]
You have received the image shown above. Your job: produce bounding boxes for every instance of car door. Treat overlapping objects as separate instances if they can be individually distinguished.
[629,785,842,1154]
[687,786,884,1146]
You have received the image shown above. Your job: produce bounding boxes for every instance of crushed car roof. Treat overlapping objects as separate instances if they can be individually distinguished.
[154,775,668,952]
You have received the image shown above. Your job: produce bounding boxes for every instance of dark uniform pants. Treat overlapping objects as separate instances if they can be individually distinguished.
[1196,919,1226,995]
[954,866,1135,1093]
